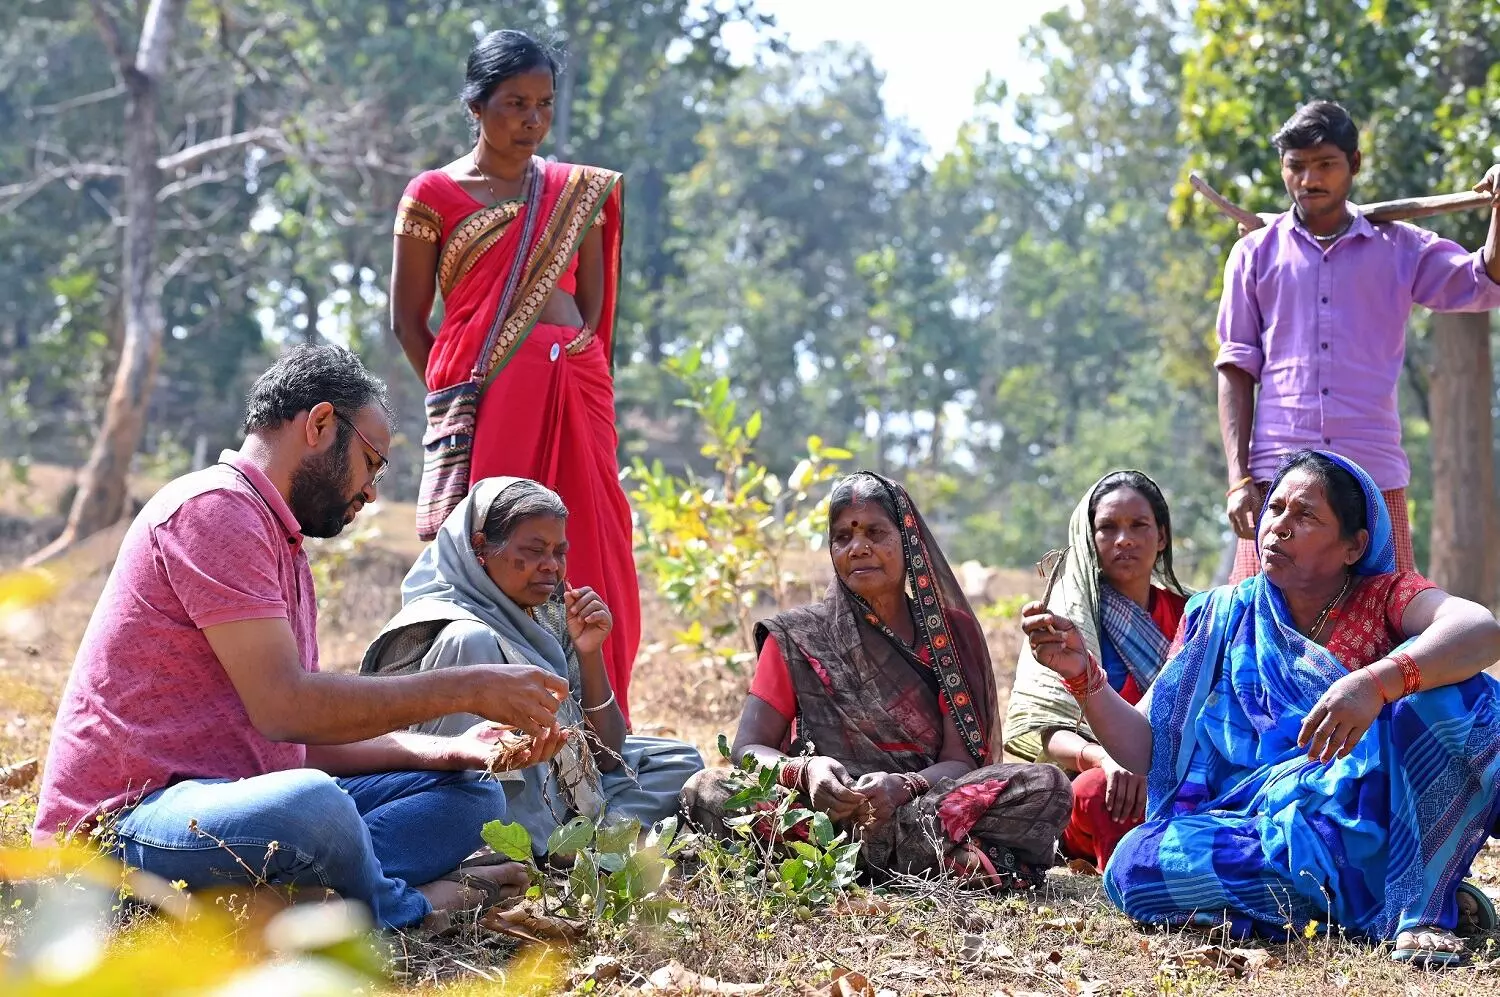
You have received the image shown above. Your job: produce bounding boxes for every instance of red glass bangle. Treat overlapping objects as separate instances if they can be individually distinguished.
[1363,666,1393,705]
[778,758,807,791]
[1063,655,1108,704]
[1390,651,1421,698]
[898,772,931,802]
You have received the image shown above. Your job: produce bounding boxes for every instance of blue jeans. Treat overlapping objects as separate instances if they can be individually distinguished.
[114,768,508,928]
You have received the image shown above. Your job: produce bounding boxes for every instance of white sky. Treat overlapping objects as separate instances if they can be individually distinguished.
[721,0,1079,153]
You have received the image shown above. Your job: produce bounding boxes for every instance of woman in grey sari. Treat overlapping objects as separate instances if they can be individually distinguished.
[362,477,703,854]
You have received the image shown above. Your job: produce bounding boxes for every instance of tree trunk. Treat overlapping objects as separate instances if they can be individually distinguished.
[1427,310,1496,604]
[551,1,580,157]
[28,0,183,566]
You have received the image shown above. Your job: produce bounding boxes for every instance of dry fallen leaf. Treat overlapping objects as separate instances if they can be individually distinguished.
[643,961,767,994]
[0,758,37,790]
[827,967,875,997]
[956,934,1018,963]
[1040,915,1088,932]
[1159,944,1279,978]
[571,955,623,987]
[1065,858,1099,876]
[479,902,583,945]
[832,894,894,917]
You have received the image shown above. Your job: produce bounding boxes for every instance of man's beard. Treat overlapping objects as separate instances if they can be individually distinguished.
[289,435,359,539]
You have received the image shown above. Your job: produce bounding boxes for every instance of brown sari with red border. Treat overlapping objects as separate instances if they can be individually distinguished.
[683,474,1071,880]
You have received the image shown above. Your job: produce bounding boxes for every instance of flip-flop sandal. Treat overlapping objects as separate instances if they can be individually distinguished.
[441,859,530,912]
[944,842,1039,891]
[1391,945,1467,969]
[456,852,531,871]
[1457,880,1497,935]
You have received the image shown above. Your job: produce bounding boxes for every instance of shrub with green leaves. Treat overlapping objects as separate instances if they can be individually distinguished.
[481,814,686,926]
[694,735,862,911]
[630,344,849,671]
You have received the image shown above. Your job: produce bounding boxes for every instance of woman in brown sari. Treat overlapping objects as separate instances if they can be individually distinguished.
[682,472,1071,883]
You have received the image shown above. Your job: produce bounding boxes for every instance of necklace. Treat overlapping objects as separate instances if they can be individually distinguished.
[1302,211,1353,244]
[1308,572,1352,643]
[472,150,528,205]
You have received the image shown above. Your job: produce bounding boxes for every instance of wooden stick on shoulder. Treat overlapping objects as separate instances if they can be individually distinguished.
[1188,172,1266,231]
[1189,171,1493,231]
[1361,190,1492,223]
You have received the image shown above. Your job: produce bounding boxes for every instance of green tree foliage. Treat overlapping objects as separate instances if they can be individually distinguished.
[918,0,1225,573]
[7,0,1497,588]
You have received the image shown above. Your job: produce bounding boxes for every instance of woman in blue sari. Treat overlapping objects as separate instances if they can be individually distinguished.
[1022,450,1500,966]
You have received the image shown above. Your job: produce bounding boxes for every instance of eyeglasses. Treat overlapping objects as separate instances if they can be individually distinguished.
[334,410,389,485]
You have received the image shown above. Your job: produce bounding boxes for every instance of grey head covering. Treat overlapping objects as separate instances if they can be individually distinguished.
[363,476,572,684]
[361,476,603,818]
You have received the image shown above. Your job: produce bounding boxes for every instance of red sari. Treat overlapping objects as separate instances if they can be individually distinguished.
[395,163,640,722]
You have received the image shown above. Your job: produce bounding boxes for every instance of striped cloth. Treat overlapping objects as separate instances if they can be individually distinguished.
[1097,582,1169,691]
[1231,485,1413,583]
[1106,454,1500,941]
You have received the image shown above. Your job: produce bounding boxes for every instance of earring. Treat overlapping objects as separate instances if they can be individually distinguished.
[476,554,487,567]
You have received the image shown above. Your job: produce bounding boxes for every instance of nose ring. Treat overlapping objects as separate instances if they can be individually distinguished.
[1275,528,1292,541]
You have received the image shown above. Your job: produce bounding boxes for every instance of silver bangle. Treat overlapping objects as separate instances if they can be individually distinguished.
[582,689,616,714]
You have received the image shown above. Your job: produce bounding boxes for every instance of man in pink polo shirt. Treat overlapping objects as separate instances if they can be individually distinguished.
[1217,100,1500,582]
[36,344,570,930]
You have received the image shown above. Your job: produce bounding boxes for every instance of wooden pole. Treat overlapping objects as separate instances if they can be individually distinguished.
[1189,172,1493,231]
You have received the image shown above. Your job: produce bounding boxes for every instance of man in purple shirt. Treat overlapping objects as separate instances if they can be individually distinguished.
[1217,100,1500,582]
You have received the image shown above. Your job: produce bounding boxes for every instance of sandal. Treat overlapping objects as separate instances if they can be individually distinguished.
[1457,880,1497,936]
[1391,945,1466,969]
[944,842,1043,891]
[1391,927,1468,969]
[440,857,531,912]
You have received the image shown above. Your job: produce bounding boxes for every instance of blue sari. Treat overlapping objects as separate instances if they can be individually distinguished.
[1104,452,1500,940]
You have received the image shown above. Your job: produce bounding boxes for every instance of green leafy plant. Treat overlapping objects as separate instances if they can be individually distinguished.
[630,344,850,670]
[977,591,1036,631]
[694,735,862,912]
[481,814,686,925]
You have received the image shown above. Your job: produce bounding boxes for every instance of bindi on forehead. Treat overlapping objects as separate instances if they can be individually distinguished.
[840,517,889,532]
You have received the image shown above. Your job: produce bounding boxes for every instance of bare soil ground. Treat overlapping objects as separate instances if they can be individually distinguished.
[2,475,1499,994]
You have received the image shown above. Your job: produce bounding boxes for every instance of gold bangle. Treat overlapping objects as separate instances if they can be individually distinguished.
[1226,476,1254,497]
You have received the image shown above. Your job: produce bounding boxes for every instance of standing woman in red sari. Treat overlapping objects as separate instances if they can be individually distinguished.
[389,30,641,723]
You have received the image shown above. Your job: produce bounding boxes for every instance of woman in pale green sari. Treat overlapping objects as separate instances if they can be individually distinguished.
[1004,471,1188,868]
[362,477,702,854]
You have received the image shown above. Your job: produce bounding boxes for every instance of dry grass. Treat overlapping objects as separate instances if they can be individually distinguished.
[375,859,1500,995]
[3,482,1500,994]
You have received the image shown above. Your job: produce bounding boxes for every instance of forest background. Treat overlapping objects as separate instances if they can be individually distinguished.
[4,0,1500,596]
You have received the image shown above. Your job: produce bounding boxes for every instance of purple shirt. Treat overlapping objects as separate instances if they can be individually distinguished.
[1215,209,1500,489]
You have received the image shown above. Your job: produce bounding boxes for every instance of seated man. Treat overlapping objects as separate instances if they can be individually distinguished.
[34,344,570,931]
